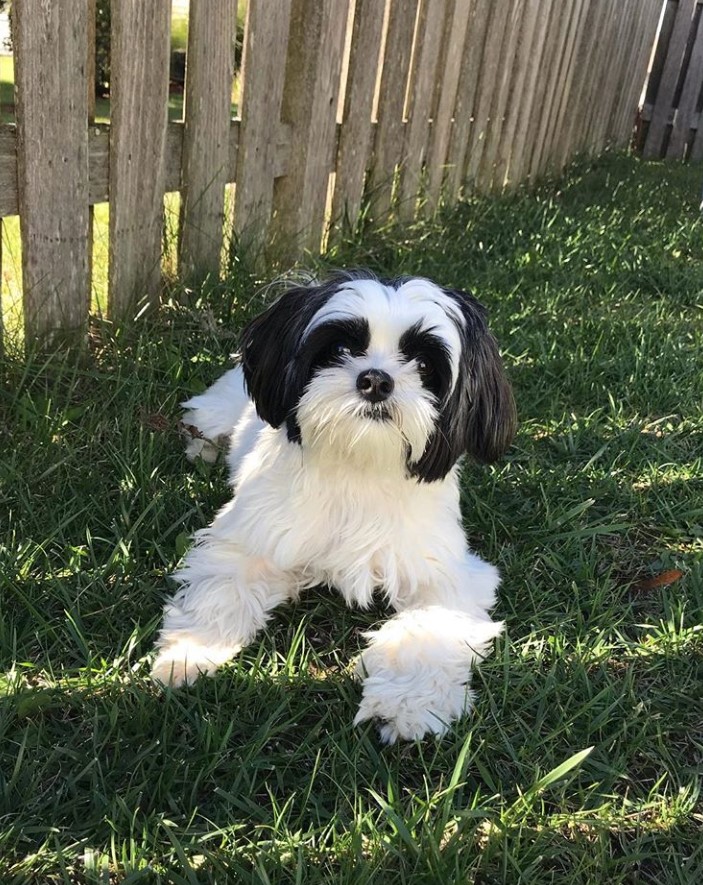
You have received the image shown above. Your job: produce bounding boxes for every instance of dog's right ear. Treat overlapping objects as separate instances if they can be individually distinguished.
[240,283,334,427]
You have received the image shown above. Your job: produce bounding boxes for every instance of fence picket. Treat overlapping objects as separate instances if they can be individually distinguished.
[14,0,91,339]
[368,0,420,219]
[271,0,349,259]
[644,0,697,157]
[666,6,703,157]
[492,0,535,191]
[109,0,171,318]
[397,0,448,221]
[423,0,473,212]
[615,0,664,147]
[464,0,513,192]
[330,0,387,235]
[476,0,525,192]
[233,0,292,255]
[502,0,555,188]
[444,0,492,202]
[537,0,586,176]
[179,0,237,282]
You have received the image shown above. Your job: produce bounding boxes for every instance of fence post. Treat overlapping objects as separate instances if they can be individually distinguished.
[14,0,91,342]
[109,0,171,319]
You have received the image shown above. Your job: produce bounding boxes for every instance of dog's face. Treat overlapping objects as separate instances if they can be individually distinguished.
[240,272,516,481]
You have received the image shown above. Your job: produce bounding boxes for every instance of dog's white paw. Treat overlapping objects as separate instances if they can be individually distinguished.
[353,662,473,743]
[150,639,239,687]
[352,606,502,742]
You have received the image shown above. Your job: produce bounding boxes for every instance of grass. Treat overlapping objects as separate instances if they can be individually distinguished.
[1,153,702,883]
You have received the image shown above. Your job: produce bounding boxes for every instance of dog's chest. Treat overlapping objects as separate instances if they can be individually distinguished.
[285,469,453,608]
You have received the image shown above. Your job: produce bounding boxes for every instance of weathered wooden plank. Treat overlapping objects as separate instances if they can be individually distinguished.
[667,5,703,157]
[368,0,420,219]
[109,0,171,318]
[617,0,665,147]
[523,0,570,181]
[590,2,631,156]
[556,0,606,165]
[330,0,387,235]
[644,0,697,158]
[536,0,586,176]
[476,0,525,192]
[179,0,237,281]
[398,0,449,220]
[271,0,349,258]
[444,0,492,201]
[14,0,91,339]
[234,0,292,253]
[424,0,473,211]
[492,0,538,190]
[464,0,513,192]
[604,0,645,147]
[508,0,559,186]
[500,0,554,188]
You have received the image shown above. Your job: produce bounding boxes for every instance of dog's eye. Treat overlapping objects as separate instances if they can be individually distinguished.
[417,357,434,376]
[332,342,352,358]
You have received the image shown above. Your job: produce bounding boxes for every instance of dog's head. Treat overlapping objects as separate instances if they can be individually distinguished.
[240,271,516,481]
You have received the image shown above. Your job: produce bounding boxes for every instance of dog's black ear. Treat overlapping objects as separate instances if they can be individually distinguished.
[412,288,516,482]
[240,283,334,427]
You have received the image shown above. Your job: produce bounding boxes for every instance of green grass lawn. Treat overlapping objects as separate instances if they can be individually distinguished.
[1,154,702,883]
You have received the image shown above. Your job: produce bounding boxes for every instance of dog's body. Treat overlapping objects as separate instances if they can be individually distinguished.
[151,271,516,742]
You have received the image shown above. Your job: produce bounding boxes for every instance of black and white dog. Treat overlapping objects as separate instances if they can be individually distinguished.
[151,270,516,742]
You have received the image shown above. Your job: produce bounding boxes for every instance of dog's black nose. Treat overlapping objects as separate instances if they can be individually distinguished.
[356,369,394,403]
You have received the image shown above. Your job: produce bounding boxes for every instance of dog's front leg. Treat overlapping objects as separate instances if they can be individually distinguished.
[151,536,297,686]
[354,555,504,743]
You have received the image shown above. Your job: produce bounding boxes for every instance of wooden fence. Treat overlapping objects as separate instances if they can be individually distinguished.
[0,0,663,347]
[640,0,703,160]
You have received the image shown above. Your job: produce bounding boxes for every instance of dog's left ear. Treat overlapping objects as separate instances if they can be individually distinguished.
[412,288,516,481]
[240,283,333,427]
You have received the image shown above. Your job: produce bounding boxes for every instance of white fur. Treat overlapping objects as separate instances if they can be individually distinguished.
[151,276,507,743]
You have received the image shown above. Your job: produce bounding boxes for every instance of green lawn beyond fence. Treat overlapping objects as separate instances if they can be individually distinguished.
[1,154,702,883]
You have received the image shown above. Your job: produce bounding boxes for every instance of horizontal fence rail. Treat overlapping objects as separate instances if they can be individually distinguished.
[0,0,664,348]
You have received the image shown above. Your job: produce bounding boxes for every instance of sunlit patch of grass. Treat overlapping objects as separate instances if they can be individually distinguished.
[1,154,702,882]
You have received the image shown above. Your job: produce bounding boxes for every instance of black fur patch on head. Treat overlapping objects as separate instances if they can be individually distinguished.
[409,287,517,483]
[399,323,453,402]
[240,271,377,439]
[239,282,335,430]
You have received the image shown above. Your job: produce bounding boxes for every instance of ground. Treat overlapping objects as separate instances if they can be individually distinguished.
[0,154,702,883]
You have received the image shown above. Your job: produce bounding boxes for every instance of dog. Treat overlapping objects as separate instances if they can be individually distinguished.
[151,270,516,742]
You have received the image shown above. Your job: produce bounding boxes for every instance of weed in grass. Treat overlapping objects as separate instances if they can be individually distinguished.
[0,154,701,883]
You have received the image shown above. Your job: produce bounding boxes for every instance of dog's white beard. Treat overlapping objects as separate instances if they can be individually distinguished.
[295,369,437,471]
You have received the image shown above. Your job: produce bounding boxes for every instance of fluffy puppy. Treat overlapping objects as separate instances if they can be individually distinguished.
[151,270,516,742]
